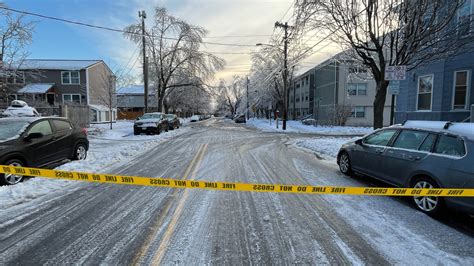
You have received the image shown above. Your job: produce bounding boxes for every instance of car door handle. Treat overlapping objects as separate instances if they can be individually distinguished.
[375,149,384,154]
[408,155,421,161]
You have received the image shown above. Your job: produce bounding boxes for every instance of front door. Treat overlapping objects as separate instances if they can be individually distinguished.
[23,120,58,166]
[47,93,55,105]
[351,129,398,178]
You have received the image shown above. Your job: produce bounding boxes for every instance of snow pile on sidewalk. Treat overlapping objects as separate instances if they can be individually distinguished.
[247,119,373,135]
[0,120,189,209]
[293,137,359,160]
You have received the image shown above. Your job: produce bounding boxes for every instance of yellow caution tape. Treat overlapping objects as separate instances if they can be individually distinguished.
[1,165,473,197]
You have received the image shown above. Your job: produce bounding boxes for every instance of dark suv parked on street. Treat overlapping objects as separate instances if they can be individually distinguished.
[337,121,474,215]
[134,113,168,135]
[0,117,89,185]
[165,114,181,130]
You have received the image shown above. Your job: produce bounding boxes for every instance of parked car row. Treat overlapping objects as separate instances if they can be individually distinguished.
[0,117,89,185]
[190,114,212,122]
[224,114,246,123]
[133,112,181,135]
[337,121,474,215]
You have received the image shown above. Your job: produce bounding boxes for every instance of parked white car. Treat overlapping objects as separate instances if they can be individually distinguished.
[190,115,200,122]
[2,100,40,117]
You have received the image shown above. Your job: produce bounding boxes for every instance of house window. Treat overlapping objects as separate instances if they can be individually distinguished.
[457,0,472,36]
[417,75,433,111]
[63,94,81,104]
[349,66,368,74]
[348,83,367,96]
[453,70,470,110]
[5,71,25,84]
[350,106,365,118]
[62,71,80,84]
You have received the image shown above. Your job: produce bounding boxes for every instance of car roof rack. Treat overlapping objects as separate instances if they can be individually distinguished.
[402,120,474,140]
[402,120,451,130]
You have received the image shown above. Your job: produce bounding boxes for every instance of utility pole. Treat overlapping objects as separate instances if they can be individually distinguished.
[139,10,149,113]
[275,21,292,130]
[246,76,249,121]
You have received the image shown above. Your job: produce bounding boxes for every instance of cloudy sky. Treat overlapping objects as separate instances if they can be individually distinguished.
[4,0,339,85]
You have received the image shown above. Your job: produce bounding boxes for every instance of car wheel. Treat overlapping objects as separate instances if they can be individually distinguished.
[338,152,353,176]
[156,126,161,135]
[0,159,25,185]
[412,178,444,215]
[73,143,88,160]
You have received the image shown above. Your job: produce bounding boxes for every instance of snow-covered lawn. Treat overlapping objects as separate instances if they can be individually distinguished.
[0,120,189,210]
[246,118,373,136]
[293,137,360,160]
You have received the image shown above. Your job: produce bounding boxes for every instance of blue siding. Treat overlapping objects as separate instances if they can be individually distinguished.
[395,53,474,123]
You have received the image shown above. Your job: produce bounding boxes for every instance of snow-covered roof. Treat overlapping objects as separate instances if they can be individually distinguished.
[17,59,101,70]
[117,85,143,94]
[89,104,115,112]
[117,85,156,95]
[18,83,54,94]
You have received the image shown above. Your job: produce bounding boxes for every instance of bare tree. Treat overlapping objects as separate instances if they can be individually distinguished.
[0,6,35,105]
[98,74,116,129]
[214,76,246,116]
[249,29,308,121]
[296,0,469,128]
[124,7,224,112]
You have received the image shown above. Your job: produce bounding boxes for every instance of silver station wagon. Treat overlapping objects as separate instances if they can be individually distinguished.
[337,121,474,215]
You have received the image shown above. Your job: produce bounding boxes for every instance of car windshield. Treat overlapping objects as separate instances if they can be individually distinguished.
[165,114,174,119]
[0,120,29,140]
[139,113,161,119]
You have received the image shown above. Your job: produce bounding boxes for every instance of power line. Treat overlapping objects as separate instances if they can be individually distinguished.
[205,34,272,38]
[0,6,257,48]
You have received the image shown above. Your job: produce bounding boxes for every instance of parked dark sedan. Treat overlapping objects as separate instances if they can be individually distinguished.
[134,112,168,135]
[337,121,474,215]
[165,114,181,130]
[0,117,89,185]
[234,114,246,123]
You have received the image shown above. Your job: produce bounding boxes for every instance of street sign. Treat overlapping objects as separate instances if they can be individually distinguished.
[388,80,400,95]
[385,65,407,81]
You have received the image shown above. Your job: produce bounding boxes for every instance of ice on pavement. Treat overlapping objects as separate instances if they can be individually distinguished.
[292,137,360,160]
[0,120,189,210]
[246,118,373,135]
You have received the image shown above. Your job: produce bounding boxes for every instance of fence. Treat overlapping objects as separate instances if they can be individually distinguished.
[33,104,90,128]
[63,104,90,128]
[117,110,143,120]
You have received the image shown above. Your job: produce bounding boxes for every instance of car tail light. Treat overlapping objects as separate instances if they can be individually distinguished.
[81,128,88,135]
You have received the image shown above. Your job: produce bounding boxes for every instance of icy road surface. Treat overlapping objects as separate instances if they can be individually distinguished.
[0,118,473,264]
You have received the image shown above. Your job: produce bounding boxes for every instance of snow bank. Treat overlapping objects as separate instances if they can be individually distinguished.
[0,120,189,210]
[247,119,373,136]
[293,137,359,160]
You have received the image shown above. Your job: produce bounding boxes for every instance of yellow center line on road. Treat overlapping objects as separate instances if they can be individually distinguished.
[151,143,209,265]
[132,143,207,265]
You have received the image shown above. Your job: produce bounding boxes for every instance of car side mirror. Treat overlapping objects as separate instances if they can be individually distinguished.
[355,139,363,145]
[25,132,43,141]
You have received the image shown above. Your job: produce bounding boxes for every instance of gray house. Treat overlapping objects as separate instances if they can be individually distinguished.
[116,85,157,119]
[4,59,116,123]
[289,57,392,127]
